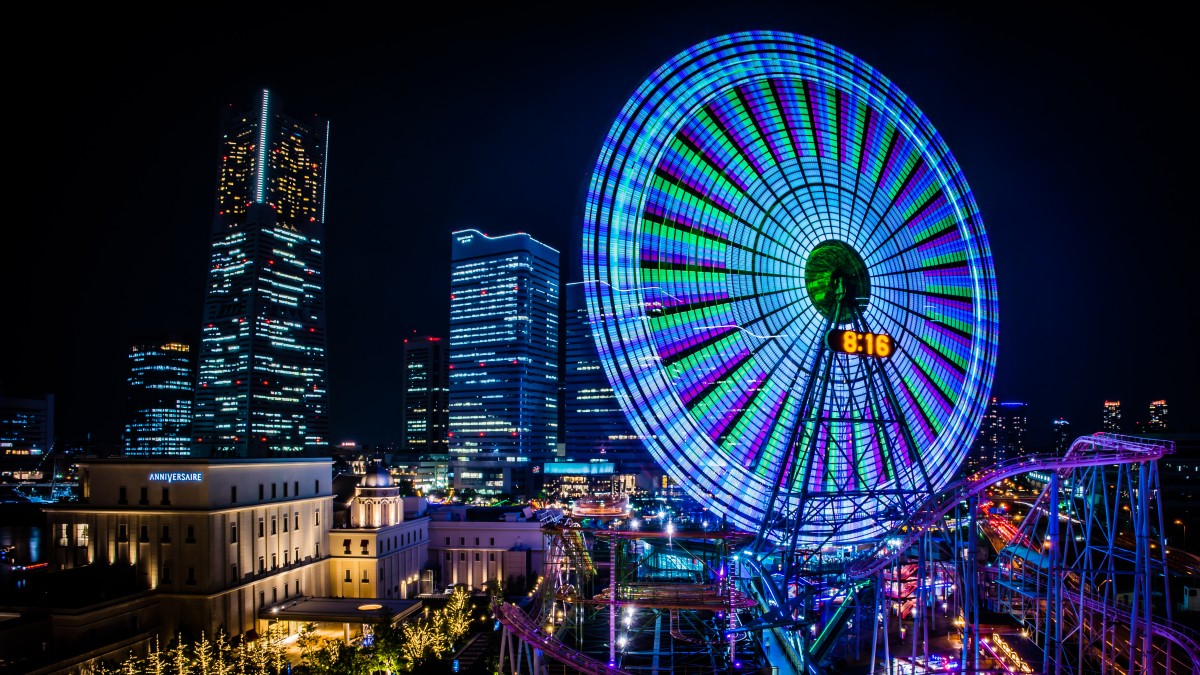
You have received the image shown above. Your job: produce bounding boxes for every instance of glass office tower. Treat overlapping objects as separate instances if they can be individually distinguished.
[448,230,559,496]
[563,281,659,490]
[401,335,450,454]
[193,90,330,458]
[123,341,193,456]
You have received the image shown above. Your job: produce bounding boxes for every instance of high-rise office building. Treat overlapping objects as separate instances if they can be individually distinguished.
[448,230,559,496]
[1052,418,1072,454]
[1102,400,1122,433]
[401,336,450,454]
[123,341,194,456]
[193,89,331,458]
[1148,399,1169,432]
[966,397,1028,473]
[0,392,54,480]
[563,282,659,491]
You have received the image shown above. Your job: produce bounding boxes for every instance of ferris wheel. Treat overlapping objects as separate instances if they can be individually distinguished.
[583,31,998,546]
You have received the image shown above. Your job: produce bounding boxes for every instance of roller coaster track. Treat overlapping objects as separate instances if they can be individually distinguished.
[846,433,1174,579]
[494,599,633,675]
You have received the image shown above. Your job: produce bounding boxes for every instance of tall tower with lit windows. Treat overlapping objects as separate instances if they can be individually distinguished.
[193,90,331,458]
[1102,400,1122,433]
[401,335,450,454]
[448,230,559,496]
[1148,399,1168,432]
[123,340,193,456]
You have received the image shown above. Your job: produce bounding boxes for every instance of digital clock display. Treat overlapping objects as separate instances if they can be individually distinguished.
[827,329,894,358]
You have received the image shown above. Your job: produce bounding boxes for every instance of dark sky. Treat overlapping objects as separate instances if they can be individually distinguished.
[4,4,1194,451]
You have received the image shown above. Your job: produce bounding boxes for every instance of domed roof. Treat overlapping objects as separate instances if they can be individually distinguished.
[360,460,392,488]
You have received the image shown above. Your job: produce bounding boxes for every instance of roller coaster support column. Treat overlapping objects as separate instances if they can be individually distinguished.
[960,494,980,672]
[609,540,617,666]
[1044,470,1061,675]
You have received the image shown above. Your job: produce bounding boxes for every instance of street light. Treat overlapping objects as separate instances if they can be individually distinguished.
[1174,519,1187,548]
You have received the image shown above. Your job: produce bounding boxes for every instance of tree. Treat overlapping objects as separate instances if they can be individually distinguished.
[441,587,474,649]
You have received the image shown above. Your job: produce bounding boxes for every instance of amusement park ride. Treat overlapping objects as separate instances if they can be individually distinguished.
[493,32,1199,674]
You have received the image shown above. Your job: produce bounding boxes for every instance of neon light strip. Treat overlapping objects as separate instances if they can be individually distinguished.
[255,89,270,204]
[320,120,329,223]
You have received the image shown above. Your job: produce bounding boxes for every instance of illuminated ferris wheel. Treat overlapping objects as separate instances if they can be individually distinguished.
[583,31,998,546]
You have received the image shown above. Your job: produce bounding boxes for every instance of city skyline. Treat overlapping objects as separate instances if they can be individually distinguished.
[3,4,1193,452]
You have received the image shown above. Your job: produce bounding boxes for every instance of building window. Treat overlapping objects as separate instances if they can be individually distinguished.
[186,525,195,543]
[295,547,299,562]
[315,480,320,494]
[258,556,265,573]
[259,484,264,501]
[315,511,320,527]
[231,485,237,503]
[272,553,277,569]
[161,487,170,505]
[139,525,149,543]
[490,538,495,546]
[294,481,299,496]
[284,550,290,566]
[361,540,369,555]
[161,565,171,583]
[283,482,288,498]
[445,537,450,545]
[445,552,451,561]
[284,582,289,597]
[140,487,149,505]
[315,543,320,558]
[459,552,465,561]
[161,525,170,543]
[343,539,351,555]
[119,487,127,505]
[294,513,300,530]
[344,569,352,582]
[271,516,277,535]
[272,587,277,604]
[489,553,495,562]
[231,523,238,543]
[118,524,128,542]
[475,537,479,546]
[362,571,369,583]
[186,567,196,585]
[259,518,264,537]
[271,483,277,499]
[475,552,480,561]
[259,591,265,608]
[231,564,238,582]
[460,537,465,546]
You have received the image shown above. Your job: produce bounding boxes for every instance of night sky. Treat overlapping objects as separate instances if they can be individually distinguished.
[5,4,1194,452]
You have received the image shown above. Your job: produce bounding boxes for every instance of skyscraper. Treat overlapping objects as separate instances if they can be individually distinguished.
[966,398,1028,473]
[1148,399,1169,432]
[1052,418,1072,454]
[193,90,331,458]
[123,340,193,456]
[448,230,559,496]
[0,392,53,480]
[401,335,450,455]
[1102,400,1122,433]
[563,282,659,490]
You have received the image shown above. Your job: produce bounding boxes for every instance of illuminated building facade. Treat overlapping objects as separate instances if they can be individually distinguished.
[1149,399,1169,432]
[328,462,429,600]
[1053,418,1072,454]
[123,341,193,456]
[966,398,1028,474]
[0,392,54,480]
[448,230,559,496]
[1102,400,1122,432]
[193,89,330,458]
[44,458,333,640]
[563,282,659,492]
[401,335,449,454]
